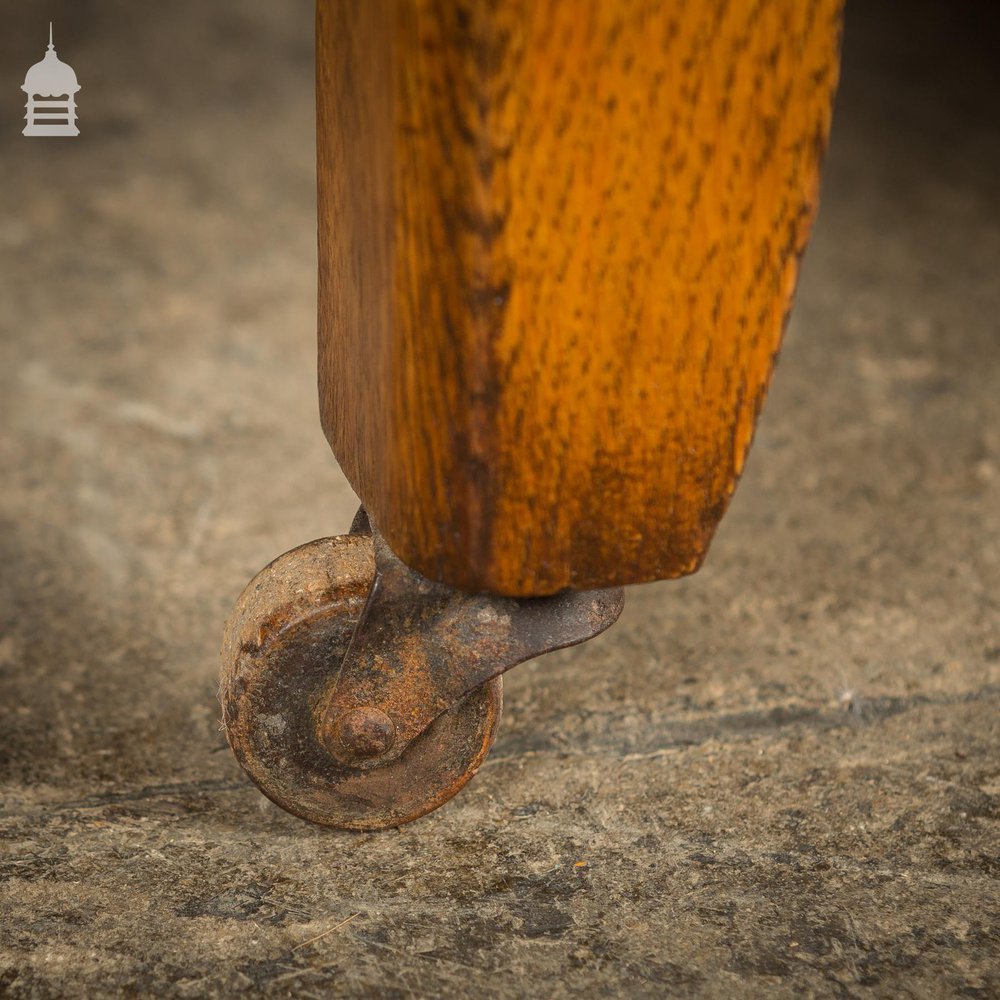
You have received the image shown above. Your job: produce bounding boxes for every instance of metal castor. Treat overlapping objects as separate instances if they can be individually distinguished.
[220,511,623,830]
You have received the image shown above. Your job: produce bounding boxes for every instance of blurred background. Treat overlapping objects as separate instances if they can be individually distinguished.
[0,1,997,996]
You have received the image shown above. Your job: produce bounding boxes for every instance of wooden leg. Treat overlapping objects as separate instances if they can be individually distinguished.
[318,0,842,596]
[221,0,843,829]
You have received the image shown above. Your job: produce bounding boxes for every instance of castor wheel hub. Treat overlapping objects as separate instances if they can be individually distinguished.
[323,707,397,763]
[220,514,623,830]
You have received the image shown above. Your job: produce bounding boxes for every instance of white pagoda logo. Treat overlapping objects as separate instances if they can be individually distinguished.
[22,23,81,137]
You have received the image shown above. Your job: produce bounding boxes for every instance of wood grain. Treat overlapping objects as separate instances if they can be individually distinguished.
[317,0,842,596]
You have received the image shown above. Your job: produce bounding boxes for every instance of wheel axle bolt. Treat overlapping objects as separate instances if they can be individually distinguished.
[327,707,396,761]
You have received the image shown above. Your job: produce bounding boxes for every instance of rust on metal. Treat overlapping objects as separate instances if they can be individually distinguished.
[220,511,624,830]
[319,520,625,769]
[220,531,502,830]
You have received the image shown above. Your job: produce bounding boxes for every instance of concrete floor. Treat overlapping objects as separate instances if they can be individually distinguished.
[1,2,998,996]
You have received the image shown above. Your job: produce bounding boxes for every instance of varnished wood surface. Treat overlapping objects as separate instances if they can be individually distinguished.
[318,0,842,596]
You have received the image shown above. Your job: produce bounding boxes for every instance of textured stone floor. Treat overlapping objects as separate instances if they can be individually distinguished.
[1,2,997,996]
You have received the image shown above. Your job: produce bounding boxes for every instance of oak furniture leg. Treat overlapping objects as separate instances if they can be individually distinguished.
[221,0,842,830]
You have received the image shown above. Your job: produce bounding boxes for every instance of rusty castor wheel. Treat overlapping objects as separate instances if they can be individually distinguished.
[220,510,623,830]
